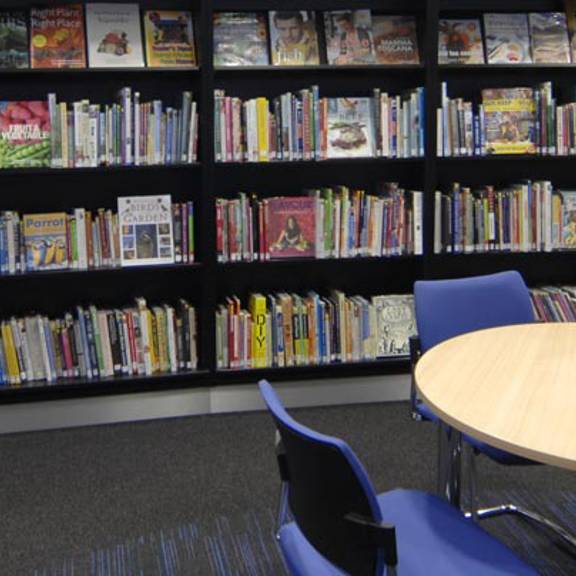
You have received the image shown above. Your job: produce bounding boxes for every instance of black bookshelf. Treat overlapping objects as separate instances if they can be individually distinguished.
[0,0,573,403]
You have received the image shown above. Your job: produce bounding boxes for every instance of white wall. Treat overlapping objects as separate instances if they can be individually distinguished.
[0,374,410,434]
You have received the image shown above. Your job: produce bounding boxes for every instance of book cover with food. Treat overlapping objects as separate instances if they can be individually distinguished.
[266,197,316,259]
[324,10,375,65]
[529,12,571,64]
[269,11,319,66]
[0,10,29,69]
[118,195,174,267]
[23,212,68,271]
[438,18,484,64]
[0,101,51,168]
[143,10,196,68]
[482,88,536,155]
[327,97,374,159]
[86,3,144,68]
[372,15,419,65]
[213,12,269,66]
[30,5,86,69]
[484,13,532,64]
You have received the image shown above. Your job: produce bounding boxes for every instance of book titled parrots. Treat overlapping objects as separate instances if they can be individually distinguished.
[23,212,68,271]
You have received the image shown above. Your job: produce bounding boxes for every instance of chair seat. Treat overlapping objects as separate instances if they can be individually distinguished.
[279,489,537,576]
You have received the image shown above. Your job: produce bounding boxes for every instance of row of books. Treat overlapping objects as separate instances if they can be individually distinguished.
[214,87,425,162]
[0,4,196,70]
[215,10,419,67]
[530,286,576,322]
[437,83,576,157]
[0,195,193,274]
[216,292,416,370]
[433,181,576,254]
[216,185,423,263]
[0,299,198,386]
[439,13,574,65]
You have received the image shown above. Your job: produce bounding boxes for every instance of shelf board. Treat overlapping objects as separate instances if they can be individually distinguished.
[431,251,576,258]
[437,155,576,163]
[0,369,210,404]
[219,256,422,267]
[0,66,200,75]
[216,157,424,167]
[0,163,201,176]
[215,64,424,73]
[439,63,576,72]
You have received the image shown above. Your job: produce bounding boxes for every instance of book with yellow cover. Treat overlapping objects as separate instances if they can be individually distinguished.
[249,293,267,368]
[143,10,196,68]
[23,212,68,271]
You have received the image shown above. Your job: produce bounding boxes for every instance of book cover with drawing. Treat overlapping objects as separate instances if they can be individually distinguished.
[438,18,484,64]
[560,190,576,248]
[30,5,86,69]
[118,195,174,267]
[0,10,29,69]
[484,13,532,64]
[371,294,416,357]
[529,12,571,64]
[143,10,196,68]
[213,12,269,66]
[327,97,374,159]
[482,88,536,155]
[86,3,144,68]
[269,11,319,66]
[23,212,68,271]
[566,0,576,62]
[0,101,51,168]
[324,10,375,65]
[372,15,419,65]
[265,197,316,259]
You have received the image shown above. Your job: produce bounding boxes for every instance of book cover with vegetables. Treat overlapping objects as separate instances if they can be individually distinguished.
[0,10,29,69]
[144,10,196,68]
[30,4,86,68]
[0,101,51,168]
[23,212,68,271]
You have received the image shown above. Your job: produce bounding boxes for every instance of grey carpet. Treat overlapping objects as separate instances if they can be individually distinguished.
[0,401,574,575]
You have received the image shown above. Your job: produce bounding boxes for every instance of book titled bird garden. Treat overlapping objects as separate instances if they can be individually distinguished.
[118,195,174,267]
[0,101,51,169]
[23,212,68,271]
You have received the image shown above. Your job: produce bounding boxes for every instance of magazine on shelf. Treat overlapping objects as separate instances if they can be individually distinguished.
[324,10,375,65]
[438,18,484,64]
[143,10,196,68]
[269,11,320,66]
[118,195,174,267]
[326,97,375,159]
[0,101,51,168]
[23,212,68,271]
[484,13,532,64]
[482,88,536,155]
[529,12,571,64]
[86,3,144,68]
[213,12,269,67]
[30,5,86,69]
[0,10,29,69]
[372,15,419,65]
[265,197,316,259]
[371,294,416,357]
[560,190,576,248]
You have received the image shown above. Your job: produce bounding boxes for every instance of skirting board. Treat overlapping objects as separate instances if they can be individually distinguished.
[0,374,410,434]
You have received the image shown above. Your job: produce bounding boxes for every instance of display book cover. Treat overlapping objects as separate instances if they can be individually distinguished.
[30,4,86,68]
[0,10,29,69]
[371,294,416,357]
[118,195,175,267]
[529,12,571,64]
[372,15,419,65]
[324,10,375,65]
[143,10,196,68]
[265,197,316,259]
[268,11,319,66]
[23,212,68,271]
[438,19,485,64]
[481,88,536,155]
[560,190,576,248]
[86,3,144,68]
[483,13,532,64]
[0,101,51,168]
[213,12,269,66]
[327,97,374,159]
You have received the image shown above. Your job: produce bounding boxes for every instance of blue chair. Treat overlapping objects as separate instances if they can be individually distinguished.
[411,271,575,546]
[259,379,537,575]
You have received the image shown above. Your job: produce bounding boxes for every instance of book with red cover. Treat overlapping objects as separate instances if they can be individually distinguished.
[265,197,316,259]
[30,4,86,69]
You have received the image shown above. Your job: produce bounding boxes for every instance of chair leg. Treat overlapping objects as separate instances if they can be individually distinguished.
[276,480,289,536]
[467,444,479,523]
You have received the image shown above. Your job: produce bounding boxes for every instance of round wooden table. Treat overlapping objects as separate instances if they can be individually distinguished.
[415,323,576,471]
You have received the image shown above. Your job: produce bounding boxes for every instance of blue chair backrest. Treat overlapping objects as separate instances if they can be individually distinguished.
[414,271,535,353]
[259,380,385,576]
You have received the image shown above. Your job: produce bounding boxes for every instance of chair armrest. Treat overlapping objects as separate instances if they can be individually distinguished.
[345,513,397,567]
[409,336,422,420]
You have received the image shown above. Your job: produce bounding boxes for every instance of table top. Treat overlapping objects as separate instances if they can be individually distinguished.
[415,323,576,471]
